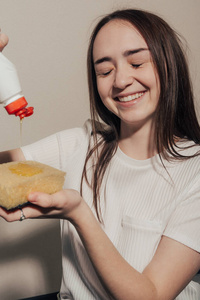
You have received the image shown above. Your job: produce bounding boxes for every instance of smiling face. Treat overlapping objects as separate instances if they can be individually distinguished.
[93,20,160,135]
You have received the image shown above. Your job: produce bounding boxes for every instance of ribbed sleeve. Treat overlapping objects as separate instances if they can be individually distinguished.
[164,173,200,252]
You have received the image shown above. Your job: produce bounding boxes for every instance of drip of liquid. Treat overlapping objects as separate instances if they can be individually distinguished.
[20,118,23,147]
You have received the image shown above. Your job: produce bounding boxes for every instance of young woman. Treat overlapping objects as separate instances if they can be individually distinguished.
[0,9,200,300]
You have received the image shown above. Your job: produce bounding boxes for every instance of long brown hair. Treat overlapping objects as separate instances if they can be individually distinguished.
[81,9,200,221]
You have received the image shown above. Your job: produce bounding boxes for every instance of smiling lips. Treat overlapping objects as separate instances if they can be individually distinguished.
[118,92,145,102]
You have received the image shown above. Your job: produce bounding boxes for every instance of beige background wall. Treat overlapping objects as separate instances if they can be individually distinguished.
[0,0,199,299]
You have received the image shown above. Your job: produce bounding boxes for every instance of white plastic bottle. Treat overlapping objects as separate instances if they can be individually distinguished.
[0,52,34,119]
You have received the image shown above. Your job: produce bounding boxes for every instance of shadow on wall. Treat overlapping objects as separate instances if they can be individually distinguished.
[0,219,62,300]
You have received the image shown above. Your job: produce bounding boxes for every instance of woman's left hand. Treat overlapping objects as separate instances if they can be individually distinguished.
[0,189,86,223]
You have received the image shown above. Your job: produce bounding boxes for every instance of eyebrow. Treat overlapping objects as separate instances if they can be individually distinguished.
[94,48,149,65]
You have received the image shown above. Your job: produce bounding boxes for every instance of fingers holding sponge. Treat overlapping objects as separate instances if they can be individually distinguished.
[0,161,66,210]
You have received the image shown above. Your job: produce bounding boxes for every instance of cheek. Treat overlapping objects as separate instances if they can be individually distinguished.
[96,80,116,113]
[147,69,160,98]
[96,79,107,100]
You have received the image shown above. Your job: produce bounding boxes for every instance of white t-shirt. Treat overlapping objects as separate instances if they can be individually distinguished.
[22,120,200,300]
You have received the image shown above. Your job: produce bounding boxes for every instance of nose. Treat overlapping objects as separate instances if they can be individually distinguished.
[113,65,134,89]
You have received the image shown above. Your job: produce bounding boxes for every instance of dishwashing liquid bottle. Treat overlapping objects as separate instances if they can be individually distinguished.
[0,52,34,120]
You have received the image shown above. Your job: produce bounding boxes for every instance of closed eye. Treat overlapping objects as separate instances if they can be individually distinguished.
[95,67,113,76]
[132,63,142,69]
[102,69,112,76]
[103,71,111,75]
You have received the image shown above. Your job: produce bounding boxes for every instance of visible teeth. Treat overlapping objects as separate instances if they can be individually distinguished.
[119,92,144,102]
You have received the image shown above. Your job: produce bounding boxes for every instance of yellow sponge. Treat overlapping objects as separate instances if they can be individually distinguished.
[0,161,66,210]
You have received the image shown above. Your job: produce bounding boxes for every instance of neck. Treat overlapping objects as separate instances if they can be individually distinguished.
[119,121,157,160]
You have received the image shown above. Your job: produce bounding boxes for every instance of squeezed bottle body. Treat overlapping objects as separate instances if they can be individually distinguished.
[0,52,33,119]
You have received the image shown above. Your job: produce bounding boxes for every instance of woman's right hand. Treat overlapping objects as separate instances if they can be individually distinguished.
[0,188,88,224]
[0,31,9,51]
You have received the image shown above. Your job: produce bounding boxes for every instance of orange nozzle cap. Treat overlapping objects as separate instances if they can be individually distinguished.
[5,97,34,120]
[15,107,34,120]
